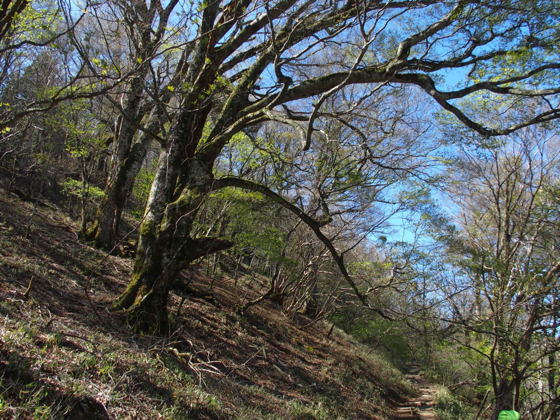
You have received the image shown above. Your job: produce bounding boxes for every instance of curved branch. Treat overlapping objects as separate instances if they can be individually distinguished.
[389,1,466,71]
[0,0,28,43]
[207,176,368,304]
[264,65,560,139]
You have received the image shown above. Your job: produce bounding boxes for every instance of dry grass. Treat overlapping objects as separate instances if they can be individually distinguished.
[0,189,416,419]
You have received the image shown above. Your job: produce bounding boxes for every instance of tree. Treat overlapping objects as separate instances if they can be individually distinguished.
[52,97,110,236]
[110,0,560,335]
[435,128,560,420]
[83,0,183,249]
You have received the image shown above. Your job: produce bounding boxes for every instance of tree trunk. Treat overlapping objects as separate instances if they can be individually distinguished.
[86,136,150,250]
[86,73,150,250]
[113,106,232,334]
[491,380,517,420]
[114,220,233,334]
[87,92,170,250]
[85,0,185,250]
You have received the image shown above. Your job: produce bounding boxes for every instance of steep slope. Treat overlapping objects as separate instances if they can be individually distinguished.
[0,190,417,419]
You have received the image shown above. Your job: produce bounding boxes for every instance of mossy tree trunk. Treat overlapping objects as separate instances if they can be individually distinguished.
[87,131,151,250]
[113,101,233,334]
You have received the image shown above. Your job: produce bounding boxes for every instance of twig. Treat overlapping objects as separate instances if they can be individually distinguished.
[241,345,267,367]
[61,332,99,354]
[23,276,34,298]
[327,322,335,338]
[473,389,491,420]
[44,318,98,354]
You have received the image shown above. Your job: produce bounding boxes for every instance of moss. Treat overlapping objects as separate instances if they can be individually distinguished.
[126,287,169,335]
[160,189,202,233]
[114,254,170,336]
[114,271,144,310]
[139,218,158,237]
[133,285,150,306]
[83,220,99,243]
[86,192,108,237]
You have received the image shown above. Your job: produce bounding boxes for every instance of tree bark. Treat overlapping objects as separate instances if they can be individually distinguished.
[85,72,148,249]
[86,131,152,250]
[112,103,236,334]
[491,380,518,420]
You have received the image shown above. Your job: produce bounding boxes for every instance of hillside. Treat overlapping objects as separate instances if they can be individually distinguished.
[0,189,419,419]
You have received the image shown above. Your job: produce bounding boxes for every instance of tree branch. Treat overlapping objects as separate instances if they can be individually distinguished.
[207,176,369,304]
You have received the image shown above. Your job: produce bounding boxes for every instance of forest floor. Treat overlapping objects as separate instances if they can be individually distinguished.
[0,185,427,419]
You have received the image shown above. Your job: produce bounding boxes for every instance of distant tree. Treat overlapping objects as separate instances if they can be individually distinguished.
[52,98,110,236]
[108,0,560,335]
[0,0,141,140]
[436,128,560,420]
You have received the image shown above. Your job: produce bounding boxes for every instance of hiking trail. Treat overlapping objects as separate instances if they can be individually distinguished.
[394,364,439,420]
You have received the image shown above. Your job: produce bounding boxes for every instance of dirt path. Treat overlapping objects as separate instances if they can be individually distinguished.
[394,364,439,420]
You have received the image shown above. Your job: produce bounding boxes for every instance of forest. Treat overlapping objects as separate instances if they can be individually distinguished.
[0,0,559,419]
